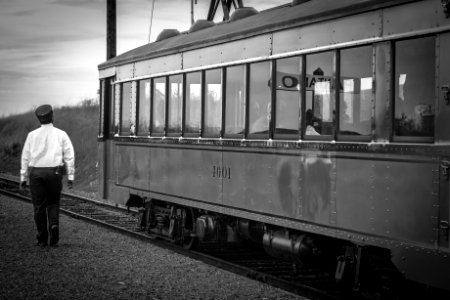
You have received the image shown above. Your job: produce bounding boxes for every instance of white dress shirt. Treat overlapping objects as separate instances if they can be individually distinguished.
[20,124,75,181]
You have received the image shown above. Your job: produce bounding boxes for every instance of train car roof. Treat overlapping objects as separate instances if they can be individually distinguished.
[98,0,417,70]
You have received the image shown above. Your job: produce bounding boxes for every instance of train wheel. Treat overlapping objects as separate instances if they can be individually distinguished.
[182,207,198,250]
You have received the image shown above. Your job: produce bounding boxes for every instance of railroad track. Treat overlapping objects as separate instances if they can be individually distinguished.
[0,174,366,300]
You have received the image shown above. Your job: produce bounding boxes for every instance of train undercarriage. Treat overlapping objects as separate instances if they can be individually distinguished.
[129,195,406,297]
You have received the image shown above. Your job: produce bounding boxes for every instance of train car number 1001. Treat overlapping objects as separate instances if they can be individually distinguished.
[212,166,231,179]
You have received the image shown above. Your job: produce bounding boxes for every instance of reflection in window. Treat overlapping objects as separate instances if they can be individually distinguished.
[276,57,301,137]
[185,72,201,134]
[204,69,222,136]
[305,52,335,136]
[225,65,245,136]
[339,46,372,136]
[137,79,151,136]
[249,61,271,136]
[168,75,183,134]
[395,37,435,138]
[152,77,166,134]
[121,82,132,135]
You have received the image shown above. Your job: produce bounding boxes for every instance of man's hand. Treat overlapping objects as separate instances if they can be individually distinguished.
[67,180,73,189]
[19,181,27,190]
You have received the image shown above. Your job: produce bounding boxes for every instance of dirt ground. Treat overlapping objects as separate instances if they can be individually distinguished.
[0,194,306,300]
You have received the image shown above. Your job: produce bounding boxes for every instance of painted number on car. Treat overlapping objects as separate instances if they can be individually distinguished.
[212,166,231,179]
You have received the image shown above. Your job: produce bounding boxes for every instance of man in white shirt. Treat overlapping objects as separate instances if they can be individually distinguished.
[20,104,75,248]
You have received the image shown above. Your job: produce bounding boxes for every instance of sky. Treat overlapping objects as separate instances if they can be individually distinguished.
[0,0,284,117]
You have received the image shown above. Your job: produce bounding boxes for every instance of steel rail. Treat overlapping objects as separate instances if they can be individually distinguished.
[0,174,359,300]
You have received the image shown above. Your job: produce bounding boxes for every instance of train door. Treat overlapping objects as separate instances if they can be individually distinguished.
[98,77,114,199]
[437,32,450,248]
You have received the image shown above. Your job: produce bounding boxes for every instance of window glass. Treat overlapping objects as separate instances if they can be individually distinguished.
[168,75,183,134]
[120,82,132,135]
[305,51,335,136]
[204,69,222,136]
[185,72,201,134]
[276,57,301,137]
[99,80,105,136]
[114,84,121,134]
[394,37,435,138]
[152,77,166,134]
[339,46,372,136]
[137,79,151,136]
[249,61,271,136]
[225,65,246,136]
[110,82,116,135]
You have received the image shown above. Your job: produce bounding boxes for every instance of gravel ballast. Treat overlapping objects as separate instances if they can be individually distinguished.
[0,194,306,300]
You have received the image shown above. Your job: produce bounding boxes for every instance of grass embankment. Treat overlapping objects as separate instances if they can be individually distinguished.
[0,101,99,197]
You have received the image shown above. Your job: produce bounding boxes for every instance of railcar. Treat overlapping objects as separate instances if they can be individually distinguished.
[97,0,450,296]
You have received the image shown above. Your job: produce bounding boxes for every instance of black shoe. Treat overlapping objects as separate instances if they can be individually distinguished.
[49,225,59,246]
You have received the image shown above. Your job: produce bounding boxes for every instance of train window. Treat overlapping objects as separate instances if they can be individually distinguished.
[275,57,301,138]
[185,72,202,135]
[137,79,151,136]
[249,61,271,137]
[225,65,246,137]
[152,77,166,135]
[339,46,372,138]
[120,82,132,136]
[305,51,335,137]
[100,78,114,138]
[108,79,115,137]
[394,37,435,140]
[168,75,183,135]
[204,69,222,137]
[99,80,105,137]
[114,84,121,135]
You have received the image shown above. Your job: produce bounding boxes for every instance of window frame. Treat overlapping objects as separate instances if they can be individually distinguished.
[106,79,114,138]
[99,79,105,138]
[273,56,303,140]
[183,71,203,138]
[151,76,167,137]
[203,68,223,138]
[136,79,152,137]
[336,45,374,142]
[108,35,439,146]
[303,50,337,141]
[167,74,183,137]
[247,60,272,140]
[119,81,132,136]
[224,64,247,139]
[391,35,436,144]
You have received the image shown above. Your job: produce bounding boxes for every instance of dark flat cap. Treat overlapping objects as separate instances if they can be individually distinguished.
[35,104,53,117]
[35,104,53,124]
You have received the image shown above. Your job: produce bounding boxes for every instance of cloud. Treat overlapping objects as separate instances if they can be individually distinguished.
[48,0,103,9]
[10,9,37,16]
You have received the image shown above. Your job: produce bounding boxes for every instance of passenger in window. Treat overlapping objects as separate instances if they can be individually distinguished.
[305,109,320,135]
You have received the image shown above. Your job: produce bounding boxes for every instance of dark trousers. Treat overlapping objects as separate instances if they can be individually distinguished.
[29,167,62,243]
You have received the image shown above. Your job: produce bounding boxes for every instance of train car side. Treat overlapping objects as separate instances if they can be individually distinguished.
[103,140,449,290]
[97,0,450,294]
